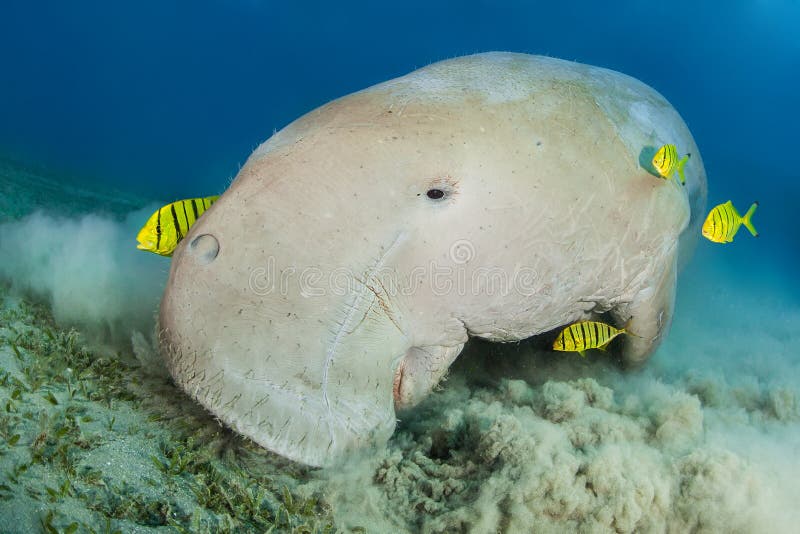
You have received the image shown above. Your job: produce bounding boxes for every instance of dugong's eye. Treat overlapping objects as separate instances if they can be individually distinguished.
[426,189,445,200]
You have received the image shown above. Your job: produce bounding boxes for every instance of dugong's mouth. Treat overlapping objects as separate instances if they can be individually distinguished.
[392,359,407,408]
[391,344,466,411]
[392,349,431,411]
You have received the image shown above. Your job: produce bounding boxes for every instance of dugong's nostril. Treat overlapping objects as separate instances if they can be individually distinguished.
[188,234,219,265]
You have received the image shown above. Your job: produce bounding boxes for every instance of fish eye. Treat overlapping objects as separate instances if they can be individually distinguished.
[426,189,445,200]
[156,224,161,234]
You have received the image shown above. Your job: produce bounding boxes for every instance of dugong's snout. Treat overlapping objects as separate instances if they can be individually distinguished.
[158,192,417,467]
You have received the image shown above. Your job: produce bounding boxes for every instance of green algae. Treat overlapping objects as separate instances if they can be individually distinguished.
[0,283,336,533]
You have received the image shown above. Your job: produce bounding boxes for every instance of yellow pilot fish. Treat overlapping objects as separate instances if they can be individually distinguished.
[652,144,690,185]
[136,196,219,256]
[553,320,631,357]
[702,200,758,243]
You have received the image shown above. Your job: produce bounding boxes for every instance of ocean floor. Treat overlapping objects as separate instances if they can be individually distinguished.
[1,161,798,533]
[0,282,330,533]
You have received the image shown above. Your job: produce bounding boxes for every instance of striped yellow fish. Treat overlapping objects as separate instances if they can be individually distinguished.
[136,196,219,256]
[552,320,630,357]
[652,144,690,185]
[701,200,758,243]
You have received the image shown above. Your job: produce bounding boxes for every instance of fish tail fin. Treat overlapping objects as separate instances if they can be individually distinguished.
[742,201,759,237]
[676,154,690,186]
[621,317,643,339]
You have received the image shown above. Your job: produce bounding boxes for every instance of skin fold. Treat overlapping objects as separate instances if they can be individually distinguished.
[159,52,707,467]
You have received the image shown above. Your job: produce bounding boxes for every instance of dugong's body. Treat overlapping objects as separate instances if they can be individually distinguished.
[159,53,707,466]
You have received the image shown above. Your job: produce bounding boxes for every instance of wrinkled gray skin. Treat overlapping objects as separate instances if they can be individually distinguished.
[159,53,707,467]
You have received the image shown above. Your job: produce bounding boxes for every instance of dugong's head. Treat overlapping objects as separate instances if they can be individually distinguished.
[159,53,706,466]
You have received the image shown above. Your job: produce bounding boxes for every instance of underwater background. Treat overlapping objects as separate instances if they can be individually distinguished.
[0,0,798,532]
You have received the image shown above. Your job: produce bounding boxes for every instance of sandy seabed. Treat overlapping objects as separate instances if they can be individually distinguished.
[0,162,798,533]
[309,259,800,533]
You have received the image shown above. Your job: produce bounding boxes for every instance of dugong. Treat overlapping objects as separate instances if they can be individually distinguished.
[159,52,707,466]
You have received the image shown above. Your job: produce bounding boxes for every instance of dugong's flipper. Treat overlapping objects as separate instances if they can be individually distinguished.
[614,254,678,366]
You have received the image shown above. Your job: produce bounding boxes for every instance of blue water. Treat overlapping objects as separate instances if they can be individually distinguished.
[2,1,798,269]
[1,3,797,192]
